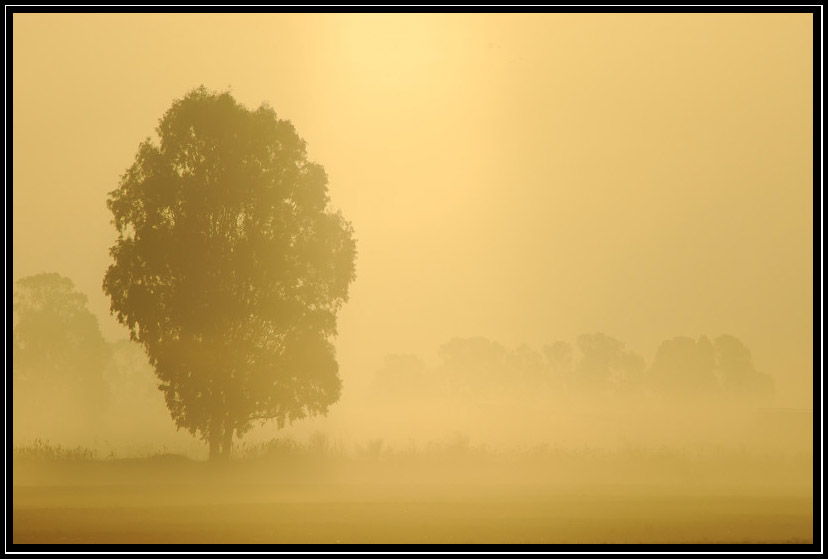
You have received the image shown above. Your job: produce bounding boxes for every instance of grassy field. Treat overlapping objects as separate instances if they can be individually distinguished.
[11,440,815,545]
[12,485,814,544]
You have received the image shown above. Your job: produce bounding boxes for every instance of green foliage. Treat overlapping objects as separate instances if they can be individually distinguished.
[103,86,357,458]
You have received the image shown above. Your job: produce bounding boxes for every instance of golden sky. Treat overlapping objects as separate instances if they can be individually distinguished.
[12,13,813,406]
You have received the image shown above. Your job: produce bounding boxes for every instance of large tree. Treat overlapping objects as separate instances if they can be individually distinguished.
[103,86,357,459]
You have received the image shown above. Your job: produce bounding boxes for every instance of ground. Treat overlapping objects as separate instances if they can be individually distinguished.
[11,453,814,545]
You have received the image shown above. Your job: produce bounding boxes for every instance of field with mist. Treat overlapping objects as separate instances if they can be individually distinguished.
[12,338,815,545]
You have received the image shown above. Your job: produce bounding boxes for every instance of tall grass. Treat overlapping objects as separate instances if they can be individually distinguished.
[13,438,99,462]
[11,432,812,495]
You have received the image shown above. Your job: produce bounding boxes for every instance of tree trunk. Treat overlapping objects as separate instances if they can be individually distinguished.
[209,431,221,461]
[222,414,233,460]
[209,411,224,461]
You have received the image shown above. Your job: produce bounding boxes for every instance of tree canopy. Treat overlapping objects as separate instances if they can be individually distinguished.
[103,86,357,459]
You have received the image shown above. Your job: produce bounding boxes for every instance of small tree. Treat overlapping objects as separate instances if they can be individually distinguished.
[103,86,357,460]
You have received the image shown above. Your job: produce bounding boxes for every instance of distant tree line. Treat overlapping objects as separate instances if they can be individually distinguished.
[11,272,774,448]
[371,333,774,404]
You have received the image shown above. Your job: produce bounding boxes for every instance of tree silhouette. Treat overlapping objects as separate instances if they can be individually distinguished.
[103,86,357,460]
[538,341,574,393]
[714,335,774,401]
[12,273,111,437]
[437,337,551,400]
[574,333,644,392]
[649,336,717,396]
[542,341,573,378]
[649,334,773,402]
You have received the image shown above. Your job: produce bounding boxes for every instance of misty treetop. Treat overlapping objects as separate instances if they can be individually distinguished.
[103,86,357,459]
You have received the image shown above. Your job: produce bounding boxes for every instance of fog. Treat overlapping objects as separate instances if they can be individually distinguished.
[12,325,813,459]
[11,13,814,545]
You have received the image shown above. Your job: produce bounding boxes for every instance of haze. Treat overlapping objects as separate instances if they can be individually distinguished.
[11,13,815,545]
